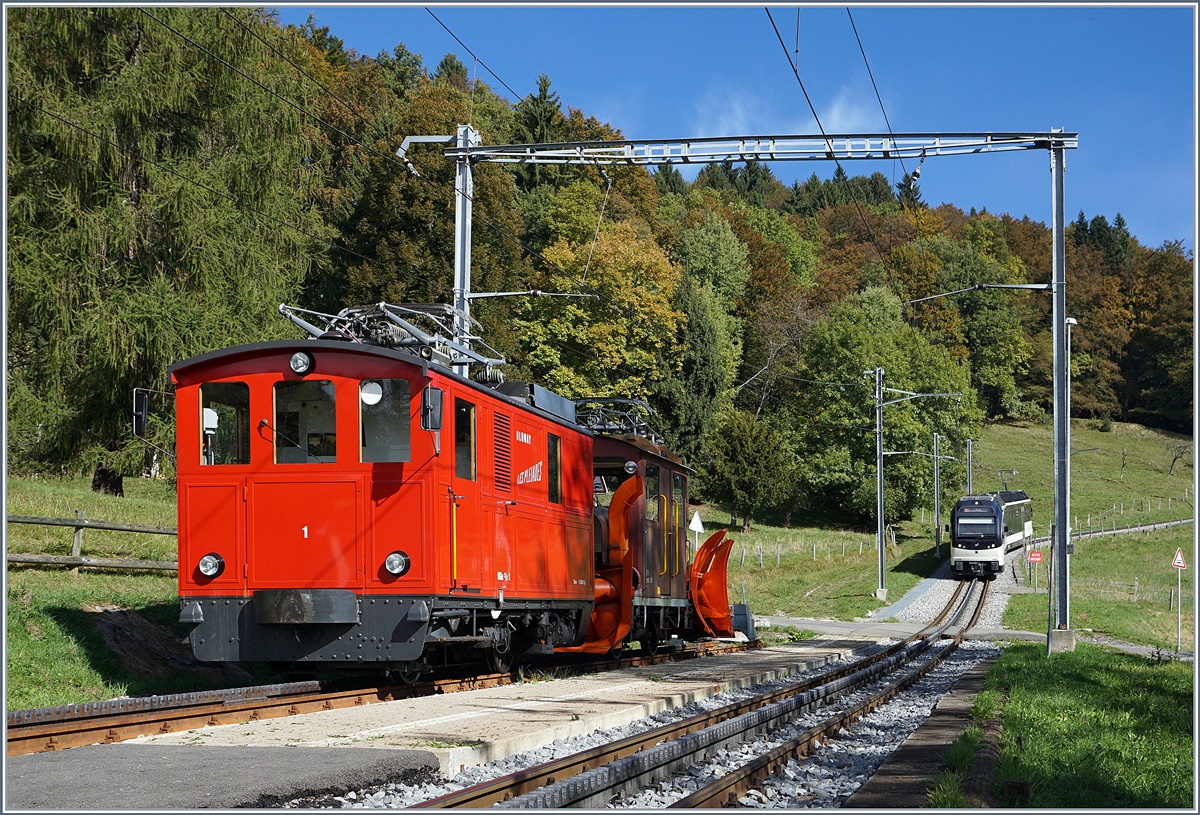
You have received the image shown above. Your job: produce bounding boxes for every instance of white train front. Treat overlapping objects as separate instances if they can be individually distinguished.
[948,491,1033,577]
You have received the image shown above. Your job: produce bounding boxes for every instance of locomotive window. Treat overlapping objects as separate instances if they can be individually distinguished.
[672,472,686,526]
[454,398,476,481]
[592,459,632,507]
[360,379,411,463]
[548,433,562,504]
[273,380,336,463]
[645,464,660,521]
[199,382,250,465]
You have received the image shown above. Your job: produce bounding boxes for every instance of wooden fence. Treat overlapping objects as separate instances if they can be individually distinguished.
[6,512,177,571]
[1070,577,1193,609]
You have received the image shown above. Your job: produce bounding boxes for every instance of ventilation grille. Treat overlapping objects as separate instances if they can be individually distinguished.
[494,413,512,491]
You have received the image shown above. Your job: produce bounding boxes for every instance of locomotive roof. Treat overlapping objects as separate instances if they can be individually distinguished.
[594,433,688,470]
[168,338,592,435]
[168,338,430,378]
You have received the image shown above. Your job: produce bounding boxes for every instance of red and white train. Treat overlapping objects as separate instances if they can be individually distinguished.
[166,303,736,679]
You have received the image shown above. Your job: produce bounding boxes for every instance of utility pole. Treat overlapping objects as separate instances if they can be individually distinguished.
[450,124,479,376]
[934,432,942,558]
[966,439,975,493]
[1049,134,1073,652]
[866,368,961,601]
[872,368,885,601]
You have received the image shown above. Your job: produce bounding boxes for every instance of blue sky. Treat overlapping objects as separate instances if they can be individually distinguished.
[273,4,1196,253]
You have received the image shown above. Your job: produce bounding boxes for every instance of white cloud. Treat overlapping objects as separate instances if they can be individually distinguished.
[819,86,888,134]
[690,83,777,137]
[689,81,892,139]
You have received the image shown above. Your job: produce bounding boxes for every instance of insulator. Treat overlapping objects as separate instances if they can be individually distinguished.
[473,367,506,385]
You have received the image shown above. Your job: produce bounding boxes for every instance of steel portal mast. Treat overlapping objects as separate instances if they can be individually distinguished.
[399,126,1078,647]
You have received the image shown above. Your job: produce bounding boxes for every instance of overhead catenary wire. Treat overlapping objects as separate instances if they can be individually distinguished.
[763,7,898,289]
[425,7,523,102]
[845,8,908,179]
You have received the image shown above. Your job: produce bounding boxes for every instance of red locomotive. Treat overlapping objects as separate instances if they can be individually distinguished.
[169,303,735,679]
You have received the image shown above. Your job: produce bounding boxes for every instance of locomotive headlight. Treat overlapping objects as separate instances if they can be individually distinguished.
[198,553,225,578]
[623,460,638,475]
[289,351,314,375]
[384,551,411,576]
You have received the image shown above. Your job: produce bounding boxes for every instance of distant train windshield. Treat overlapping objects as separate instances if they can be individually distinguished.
[955,514,997,537]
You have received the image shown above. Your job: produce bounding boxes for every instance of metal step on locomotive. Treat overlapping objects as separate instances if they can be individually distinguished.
[163,301,741,681]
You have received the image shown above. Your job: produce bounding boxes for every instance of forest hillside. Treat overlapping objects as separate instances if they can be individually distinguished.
[6,8,1193,529]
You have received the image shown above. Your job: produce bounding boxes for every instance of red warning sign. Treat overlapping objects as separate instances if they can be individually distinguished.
[1172,548,1187,569]
[1028,551,1043,563]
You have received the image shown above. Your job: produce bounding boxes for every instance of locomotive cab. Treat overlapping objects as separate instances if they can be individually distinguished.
[167,303,738,679]
[172,337,595,676]
[562,432,733,656]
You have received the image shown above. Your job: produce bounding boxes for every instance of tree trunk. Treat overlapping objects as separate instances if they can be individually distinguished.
[91,466,124,497]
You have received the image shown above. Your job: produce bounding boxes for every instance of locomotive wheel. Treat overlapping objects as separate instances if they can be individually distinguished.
[640,618,660,656]
[389,665,423,685]
[487,647,514,674]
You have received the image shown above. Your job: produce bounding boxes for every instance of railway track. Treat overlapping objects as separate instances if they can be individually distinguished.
[6,639,754,757]
[410,578,988,808]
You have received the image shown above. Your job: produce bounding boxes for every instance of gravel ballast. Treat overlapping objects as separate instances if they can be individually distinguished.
[284,574,1008,809]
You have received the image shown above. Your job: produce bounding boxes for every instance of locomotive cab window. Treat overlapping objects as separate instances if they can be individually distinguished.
[645,464,661,521]
[273,380,336,463]
[548,433,562,504]
[454,398,476,481]
[593,459,634,507]
[199,382,250,465]
[672,472,687,527]
[360,379,411,463]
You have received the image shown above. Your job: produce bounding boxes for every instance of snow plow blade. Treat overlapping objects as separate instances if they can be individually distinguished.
[688,528,735,638]
[559,475,642,655]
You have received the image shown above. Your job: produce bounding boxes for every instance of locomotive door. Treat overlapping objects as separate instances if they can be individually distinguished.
[643,464,670,597]
[449,397,483,592]
[668,471,688,596]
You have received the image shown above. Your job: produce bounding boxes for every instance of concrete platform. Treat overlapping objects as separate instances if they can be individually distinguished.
[5,745,436,810]
[5,640,870,810]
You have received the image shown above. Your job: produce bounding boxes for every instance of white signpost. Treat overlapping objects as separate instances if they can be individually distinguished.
[689,511,704,550]
[1172,547,1187,652]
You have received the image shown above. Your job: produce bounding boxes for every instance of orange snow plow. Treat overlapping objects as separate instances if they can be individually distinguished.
[561,475,642,655]
[688,528,735,637]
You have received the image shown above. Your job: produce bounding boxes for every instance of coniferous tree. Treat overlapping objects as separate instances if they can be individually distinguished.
[513,73,566,189]
[654,165,689,196]
[649,274,735,467]
[433,52,469,90]
[6,7,331,484]
[896,171,924,209]
[704,408,791,531]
